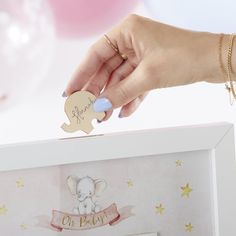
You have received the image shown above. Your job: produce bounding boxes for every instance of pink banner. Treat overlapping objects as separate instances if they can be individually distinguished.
[51,203,120,231]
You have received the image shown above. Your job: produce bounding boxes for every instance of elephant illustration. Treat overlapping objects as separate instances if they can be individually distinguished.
[61,91,105,134]
[67,175,107,215]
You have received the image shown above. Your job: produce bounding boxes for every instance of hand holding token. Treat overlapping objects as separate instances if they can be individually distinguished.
[64,15,224,120]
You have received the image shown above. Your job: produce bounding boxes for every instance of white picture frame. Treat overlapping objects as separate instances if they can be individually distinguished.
[0,122,235,236]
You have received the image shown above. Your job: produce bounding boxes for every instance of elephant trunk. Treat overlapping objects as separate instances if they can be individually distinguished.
[61,123,77,133]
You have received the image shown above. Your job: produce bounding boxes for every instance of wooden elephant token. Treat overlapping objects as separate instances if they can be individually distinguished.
[61,91,105,134]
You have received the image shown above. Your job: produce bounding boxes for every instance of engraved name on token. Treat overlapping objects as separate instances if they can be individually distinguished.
[61,91,105,134]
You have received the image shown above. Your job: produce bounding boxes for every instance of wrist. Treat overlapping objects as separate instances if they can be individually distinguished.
[195,32,223,84]
[218,33,236,82]
[199,32,236,84]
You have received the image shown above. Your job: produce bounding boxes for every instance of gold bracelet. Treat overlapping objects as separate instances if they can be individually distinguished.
[219,33,236,105]
[227,34,236,104]
[219,34,227,77]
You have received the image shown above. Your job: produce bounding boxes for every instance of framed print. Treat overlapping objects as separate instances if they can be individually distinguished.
[0,122,235,236]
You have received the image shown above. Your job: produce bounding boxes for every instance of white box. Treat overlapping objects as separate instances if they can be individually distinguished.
[0,122,235,236]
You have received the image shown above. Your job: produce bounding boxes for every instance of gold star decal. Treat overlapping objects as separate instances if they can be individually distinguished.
[181,183,193,198]
[185,223,193,232]
[155,204,165,215]
[0,205,8,215]
[20,224,28,230]
[176,160,182,167]
[16,178,24,188]
[127,180,134,188]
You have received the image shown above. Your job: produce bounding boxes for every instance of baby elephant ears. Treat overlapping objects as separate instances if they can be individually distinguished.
[94,179,107,197]
[67,175,107,197]
[67,175,80,195]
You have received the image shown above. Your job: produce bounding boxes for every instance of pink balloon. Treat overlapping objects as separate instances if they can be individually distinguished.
[0,0,55,110]
[48,0,138,38]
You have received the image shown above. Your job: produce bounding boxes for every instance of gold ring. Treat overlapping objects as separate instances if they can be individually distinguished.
[104,34,128,60]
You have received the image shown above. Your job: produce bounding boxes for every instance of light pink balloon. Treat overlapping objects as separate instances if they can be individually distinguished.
[48,0,138,38]
[0,0,55,110]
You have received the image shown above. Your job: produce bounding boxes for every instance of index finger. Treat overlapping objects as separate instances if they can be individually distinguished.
[65,35,119,96]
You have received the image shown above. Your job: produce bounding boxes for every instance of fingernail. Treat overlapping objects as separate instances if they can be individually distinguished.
[62,91,67,97]
[93,98,112,112]
[118,111,124,118]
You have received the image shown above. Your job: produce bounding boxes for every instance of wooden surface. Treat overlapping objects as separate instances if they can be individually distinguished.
[61,91,105,134]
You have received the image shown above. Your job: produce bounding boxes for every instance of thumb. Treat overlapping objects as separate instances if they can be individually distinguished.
[93,64,148,112]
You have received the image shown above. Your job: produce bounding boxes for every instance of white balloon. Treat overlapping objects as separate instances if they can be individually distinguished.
[144,0,236,33]
[0,0,55,110]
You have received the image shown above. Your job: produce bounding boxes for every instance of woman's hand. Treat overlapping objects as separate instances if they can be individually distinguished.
[64,14,221,120]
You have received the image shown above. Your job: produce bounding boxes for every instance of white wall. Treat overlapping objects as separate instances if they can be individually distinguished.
[0,1,235,145]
